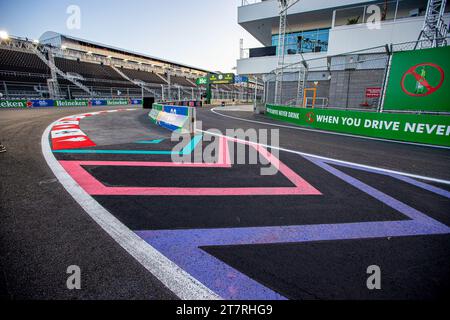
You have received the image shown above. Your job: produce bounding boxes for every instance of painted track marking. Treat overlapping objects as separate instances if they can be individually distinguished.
[42,109,450,300]
[42,114,220,300]
[195,128,450,186]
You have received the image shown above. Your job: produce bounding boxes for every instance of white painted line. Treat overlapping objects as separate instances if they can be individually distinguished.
[196,128,450,186]
[42,116,221,300]
[211,108,450,150]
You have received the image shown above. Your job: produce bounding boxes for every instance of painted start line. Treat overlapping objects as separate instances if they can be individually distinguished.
[42,109,450,300]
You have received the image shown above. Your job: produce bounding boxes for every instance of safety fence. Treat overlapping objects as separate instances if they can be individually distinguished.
[262,37,450,114]
[0,81,258,105]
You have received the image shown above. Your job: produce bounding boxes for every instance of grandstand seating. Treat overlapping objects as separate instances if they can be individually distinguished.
[120,68,167,85]
[55,57,124,81]
[0,44,243,100]
[170,75,196,87]
[0,48,50,84]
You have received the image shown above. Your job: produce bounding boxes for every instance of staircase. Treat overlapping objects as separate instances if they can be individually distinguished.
[416,0,448,49]
[185,78,197,87]
[33,45,94,97]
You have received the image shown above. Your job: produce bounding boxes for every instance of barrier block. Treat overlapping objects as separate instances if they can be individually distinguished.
[149,103,196,134]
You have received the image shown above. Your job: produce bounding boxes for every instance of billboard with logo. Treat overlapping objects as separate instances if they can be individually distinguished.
[0,98,139,108]
[0,100,28,108]
[266,104,450,147]
[208,73,235,85]
[196,77,208,85]
[383,46,450,112]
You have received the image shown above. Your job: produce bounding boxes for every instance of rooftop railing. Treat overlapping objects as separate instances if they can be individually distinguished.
[241,0,264,6]
[332,0,429,28]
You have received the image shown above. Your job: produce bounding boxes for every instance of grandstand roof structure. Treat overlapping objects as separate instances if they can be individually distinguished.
[39,31,210,75]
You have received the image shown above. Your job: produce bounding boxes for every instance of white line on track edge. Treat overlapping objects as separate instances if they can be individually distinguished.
[41,116,221,300]
[211,108,450,150]
[196,128,450,186]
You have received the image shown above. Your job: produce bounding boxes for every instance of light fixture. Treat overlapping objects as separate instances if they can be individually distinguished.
[33,39,39,44]
[61,45,67,50]
[0,30,9,40]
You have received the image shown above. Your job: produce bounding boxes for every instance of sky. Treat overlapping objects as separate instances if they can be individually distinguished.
[0,0,262,73]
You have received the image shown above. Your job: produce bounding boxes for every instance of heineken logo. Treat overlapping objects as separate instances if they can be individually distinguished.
[55,100,89,107]
[0,100,26,108]
[401,63,444,97]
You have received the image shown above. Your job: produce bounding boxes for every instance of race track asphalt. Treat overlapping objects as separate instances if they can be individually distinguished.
[1,105,449,300]
[0,106,176,300]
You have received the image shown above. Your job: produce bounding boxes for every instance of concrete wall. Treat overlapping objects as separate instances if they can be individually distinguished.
[328,16,431,56]
[237,52,328,75]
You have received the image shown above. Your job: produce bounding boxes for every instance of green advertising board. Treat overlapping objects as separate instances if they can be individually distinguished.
[0,100,28,108]
[208,73,235,85]
[266,105,450,147]
[55,99,89,107]
[106,99,129,106]
[383,46,450,112]
[196,77,208,85]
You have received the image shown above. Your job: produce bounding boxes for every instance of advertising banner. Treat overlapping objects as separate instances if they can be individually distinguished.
[106,99,129,106]
[235,75,249,83]
[383,46,450,112]
[208,73,235,85]
[0,100,28,108]
[0,98,139,108]
[130,99,142,105]
[266,104,450,147]
[30,100,56,107]
[91,99,107,106]
[54,100,90,107]
[163,105,189,116]
[150,103,194,134]
[196,77,208,85]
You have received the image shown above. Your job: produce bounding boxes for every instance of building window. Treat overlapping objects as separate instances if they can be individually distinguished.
[272,28,330,54]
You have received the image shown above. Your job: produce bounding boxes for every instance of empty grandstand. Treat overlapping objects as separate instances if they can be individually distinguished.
[0,31,257,102]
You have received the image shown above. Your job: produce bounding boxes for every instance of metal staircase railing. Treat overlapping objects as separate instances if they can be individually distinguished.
[32,45,95,96]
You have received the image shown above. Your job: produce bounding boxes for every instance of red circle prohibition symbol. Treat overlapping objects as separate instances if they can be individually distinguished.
[401,63,444,97]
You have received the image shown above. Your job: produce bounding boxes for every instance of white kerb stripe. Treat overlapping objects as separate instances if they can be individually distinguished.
[42,117,220,300]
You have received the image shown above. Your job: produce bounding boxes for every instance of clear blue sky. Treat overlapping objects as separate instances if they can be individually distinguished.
[0,0,261,72]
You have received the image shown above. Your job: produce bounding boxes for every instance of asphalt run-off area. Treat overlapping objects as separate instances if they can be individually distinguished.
[1,104,449,300]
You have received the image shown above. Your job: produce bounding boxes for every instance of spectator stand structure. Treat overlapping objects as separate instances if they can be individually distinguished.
[0,32,256,103]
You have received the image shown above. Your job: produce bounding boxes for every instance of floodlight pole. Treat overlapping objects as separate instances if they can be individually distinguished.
[274,0,300,105]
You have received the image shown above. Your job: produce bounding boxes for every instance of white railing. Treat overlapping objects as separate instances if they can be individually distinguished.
[332,0,427,28]
[241,0,263,6]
